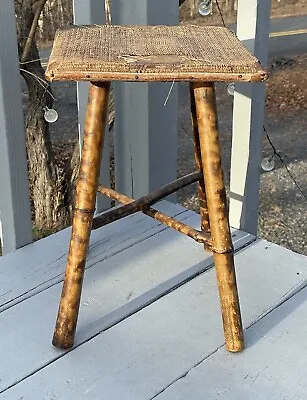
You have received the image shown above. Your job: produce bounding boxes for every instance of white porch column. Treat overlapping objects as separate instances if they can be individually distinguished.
[0,1,32,254]
[112,0,179,198]
[229,0,271,235]
[73,0,111,212]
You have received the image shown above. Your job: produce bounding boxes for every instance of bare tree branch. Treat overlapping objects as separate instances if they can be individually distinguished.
[21,0,48,63]
[105,0,111,24]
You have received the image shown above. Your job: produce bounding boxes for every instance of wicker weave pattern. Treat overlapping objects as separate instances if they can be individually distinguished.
[46,25,268,82]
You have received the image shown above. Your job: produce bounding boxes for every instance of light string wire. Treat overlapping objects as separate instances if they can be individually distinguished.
[20,52,57,127]
[166,0,224,106]
[214,0,226,27]
[214,2,306,202]
[263,126,307,200]
[20,68,56,100]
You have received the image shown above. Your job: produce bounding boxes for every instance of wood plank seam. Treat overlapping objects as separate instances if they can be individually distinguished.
[247,278,307,331]
[0,209,192,314]
[149,346,221,400]
[0,216,250,316]
[0,234,256,396]
[151,277,307,399]
[2,238,306,399]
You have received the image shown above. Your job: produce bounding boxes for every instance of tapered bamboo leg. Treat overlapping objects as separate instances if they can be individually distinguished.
[52,81,110,349]
[189,84,210,233]
[192,82,244,352]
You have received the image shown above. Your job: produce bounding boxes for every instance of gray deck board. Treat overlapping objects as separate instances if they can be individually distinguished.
[0,202,254,395]
[0,201,190,312]
[155,278,307,399]
[1,210,306,400]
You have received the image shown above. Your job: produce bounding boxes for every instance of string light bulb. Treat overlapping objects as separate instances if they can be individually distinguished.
[261,155,275,172]
[198,0,212,16]
[43,107,58,123]
[227,83,235,96]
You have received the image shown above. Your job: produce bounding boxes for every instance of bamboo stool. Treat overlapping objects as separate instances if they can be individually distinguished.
[46,25,268,351]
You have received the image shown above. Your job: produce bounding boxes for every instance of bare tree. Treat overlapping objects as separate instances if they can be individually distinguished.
[225,0,236,15]
[15,0,204,233]
[187,0,198,17]
[15,0,77,232]
[37,0,73,42]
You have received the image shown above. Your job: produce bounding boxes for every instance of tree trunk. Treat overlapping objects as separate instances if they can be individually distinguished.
[37,0,73,43]
[23,65,71,230]
[15,0,76,231]
[188,0,198,18]
[225,0,236,15]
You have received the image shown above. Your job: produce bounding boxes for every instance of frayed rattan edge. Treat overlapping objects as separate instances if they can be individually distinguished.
[45,67,269,83]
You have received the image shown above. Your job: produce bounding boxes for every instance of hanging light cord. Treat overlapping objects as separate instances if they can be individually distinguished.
[201,2,306,203]
[214,0,226,27]
[264,126,307,201]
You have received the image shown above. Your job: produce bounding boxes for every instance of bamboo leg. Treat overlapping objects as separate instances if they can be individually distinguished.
[192,82,244,352]
[189,84,210,233]
[52,81,110,349]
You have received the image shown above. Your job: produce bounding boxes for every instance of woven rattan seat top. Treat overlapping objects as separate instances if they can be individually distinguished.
[45,25,268,83]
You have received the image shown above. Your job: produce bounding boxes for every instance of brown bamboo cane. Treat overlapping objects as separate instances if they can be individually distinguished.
[93,171,201,228]
[189,83,210,234]
[192,82,244,352]
[52,81,110,349]
[96,185,212,248]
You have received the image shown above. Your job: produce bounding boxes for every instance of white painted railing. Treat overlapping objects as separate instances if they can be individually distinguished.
[0,1,32,254]
[229,0,271,235]
[0,0,271,254]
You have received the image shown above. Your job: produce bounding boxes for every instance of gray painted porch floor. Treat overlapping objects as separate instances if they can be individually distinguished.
[0,201,306,399]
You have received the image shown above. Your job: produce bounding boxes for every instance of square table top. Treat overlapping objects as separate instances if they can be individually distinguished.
[45,24,268,83]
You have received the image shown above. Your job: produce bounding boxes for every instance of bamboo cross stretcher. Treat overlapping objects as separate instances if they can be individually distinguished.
[94,172,214,250]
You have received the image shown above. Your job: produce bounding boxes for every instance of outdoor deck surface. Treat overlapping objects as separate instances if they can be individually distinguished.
[0,201,306,399]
